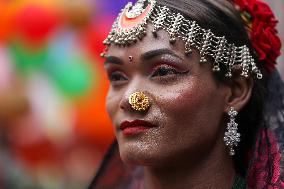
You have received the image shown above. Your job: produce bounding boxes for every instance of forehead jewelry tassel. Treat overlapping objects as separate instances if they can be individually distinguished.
[129,91,150,111]
[103,0,263,79]
[223,107,241,156]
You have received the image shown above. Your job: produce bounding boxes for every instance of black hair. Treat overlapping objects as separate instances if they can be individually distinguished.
[157,0,268,177]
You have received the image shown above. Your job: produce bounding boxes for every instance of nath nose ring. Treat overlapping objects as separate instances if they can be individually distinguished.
[129,91,150,111]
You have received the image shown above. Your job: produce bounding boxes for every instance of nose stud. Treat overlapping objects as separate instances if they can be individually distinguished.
[129,91,150,112]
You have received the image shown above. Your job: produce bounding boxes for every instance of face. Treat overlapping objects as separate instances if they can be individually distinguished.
[104,25,230,167]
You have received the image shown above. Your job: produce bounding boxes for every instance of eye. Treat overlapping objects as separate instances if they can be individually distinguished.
[152,66,180,77]
[108,71,127,82]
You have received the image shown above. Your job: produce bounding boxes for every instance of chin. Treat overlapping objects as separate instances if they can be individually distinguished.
[118,139,162,166]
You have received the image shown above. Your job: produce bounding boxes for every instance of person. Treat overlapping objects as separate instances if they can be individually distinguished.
[89,0,283,188]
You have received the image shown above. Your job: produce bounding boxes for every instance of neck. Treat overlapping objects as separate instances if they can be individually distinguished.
[142,138,236,189]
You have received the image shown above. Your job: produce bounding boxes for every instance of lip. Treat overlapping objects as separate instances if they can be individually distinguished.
[119,120,156,136]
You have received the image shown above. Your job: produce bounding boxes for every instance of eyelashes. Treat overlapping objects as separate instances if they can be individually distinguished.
[108,71,127,82]
[107,65,189,84]
[151,65,188,77]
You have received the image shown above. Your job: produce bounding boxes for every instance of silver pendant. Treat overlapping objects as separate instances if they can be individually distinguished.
[125,0,150,19]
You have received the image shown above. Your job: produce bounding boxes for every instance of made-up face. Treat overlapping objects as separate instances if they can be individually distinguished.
[104,24,230,167]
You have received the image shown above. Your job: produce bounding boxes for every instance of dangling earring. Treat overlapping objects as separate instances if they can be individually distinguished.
[223,107,241,156]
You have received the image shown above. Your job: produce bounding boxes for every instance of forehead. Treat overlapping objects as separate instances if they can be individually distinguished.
[107,24,186,58]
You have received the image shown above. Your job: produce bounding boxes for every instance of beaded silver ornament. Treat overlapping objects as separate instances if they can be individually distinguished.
[125,0,148,18]
[224,107,241,156]
[103,0,263,80]
[103,0,156,46]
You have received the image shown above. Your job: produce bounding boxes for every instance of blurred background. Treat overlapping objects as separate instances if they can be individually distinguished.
[0,0,282,189]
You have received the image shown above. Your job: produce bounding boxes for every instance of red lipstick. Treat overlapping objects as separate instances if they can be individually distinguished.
[119,120,156,136]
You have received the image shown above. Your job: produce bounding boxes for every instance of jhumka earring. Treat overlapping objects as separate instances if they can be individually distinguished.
[223,107,241,156]
[129,91,150,111]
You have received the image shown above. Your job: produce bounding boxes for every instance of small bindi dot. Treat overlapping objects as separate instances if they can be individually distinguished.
[129,56,134,63]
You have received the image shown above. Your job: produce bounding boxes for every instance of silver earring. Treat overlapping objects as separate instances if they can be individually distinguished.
[223,107,241,156]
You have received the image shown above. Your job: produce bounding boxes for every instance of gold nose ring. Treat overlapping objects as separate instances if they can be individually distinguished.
[129,91,150,111]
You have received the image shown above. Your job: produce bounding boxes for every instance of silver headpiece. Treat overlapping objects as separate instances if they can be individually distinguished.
[103,0,263,79]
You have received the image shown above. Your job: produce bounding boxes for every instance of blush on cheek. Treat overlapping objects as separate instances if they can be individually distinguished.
[158,81,207,116]
[156,77,223,139]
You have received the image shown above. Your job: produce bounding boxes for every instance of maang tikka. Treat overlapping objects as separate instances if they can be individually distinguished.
[103,0,263,80]
[223,107,241,156]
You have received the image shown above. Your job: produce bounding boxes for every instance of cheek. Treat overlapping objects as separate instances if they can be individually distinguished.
[156,77,225,142]
[106,89,119,122]
[158,81,212,118]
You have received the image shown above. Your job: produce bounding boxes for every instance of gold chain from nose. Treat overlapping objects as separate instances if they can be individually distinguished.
[128,91,150,111]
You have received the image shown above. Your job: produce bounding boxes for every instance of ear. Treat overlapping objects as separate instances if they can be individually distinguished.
[224,76,253,112]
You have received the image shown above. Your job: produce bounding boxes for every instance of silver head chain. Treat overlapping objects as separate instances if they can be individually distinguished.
[103,0,263,79]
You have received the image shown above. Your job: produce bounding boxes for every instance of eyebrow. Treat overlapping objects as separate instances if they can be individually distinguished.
[104,56,124,65]
[141,48,183,61]
[104,48,182,66]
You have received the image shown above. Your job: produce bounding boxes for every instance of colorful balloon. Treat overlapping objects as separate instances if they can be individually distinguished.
[52,58,94,98]
[46,32,94,98]
[15,4,60,44]
[9,41,47,73]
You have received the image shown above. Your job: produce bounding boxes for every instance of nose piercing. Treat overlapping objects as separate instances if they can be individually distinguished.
[129,91,150,111]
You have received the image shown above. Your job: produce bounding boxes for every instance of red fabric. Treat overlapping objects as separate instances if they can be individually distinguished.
[247,129,284,188]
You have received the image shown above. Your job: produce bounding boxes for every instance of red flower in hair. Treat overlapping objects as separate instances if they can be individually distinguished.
[234,0,281,73]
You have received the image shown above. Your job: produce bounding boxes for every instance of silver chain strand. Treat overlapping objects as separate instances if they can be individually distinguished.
[103,0,263,80]
[224,107,241,156]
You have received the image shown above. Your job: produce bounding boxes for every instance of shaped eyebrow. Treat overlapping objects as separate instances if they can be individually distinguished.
[104,48,183,66]
[140,48,183,61]
[104,56,124,66]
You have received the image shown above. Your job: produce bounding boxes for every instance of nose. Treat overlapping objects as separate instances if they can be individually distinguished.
[119,90,151,114]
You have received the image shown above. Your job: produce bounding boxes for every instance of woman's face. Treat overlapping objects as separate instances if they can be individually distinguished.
[104,25,230,166]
